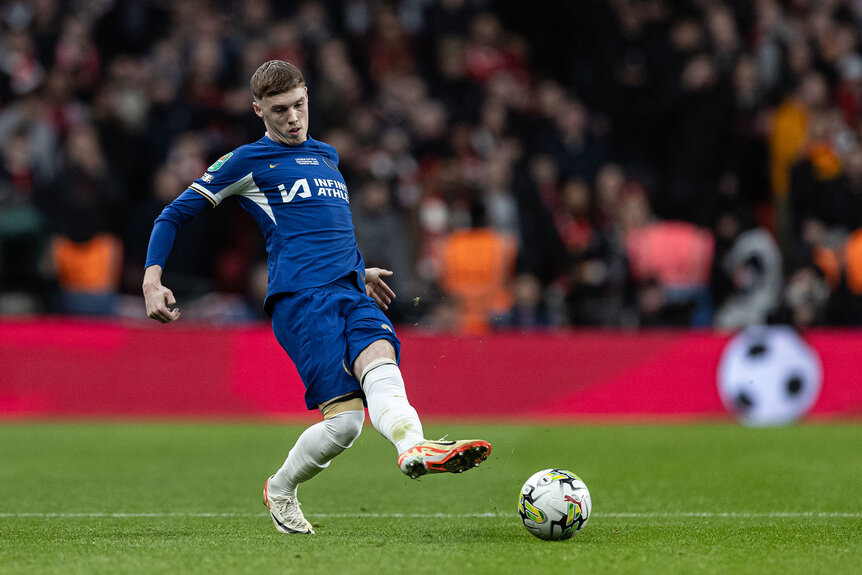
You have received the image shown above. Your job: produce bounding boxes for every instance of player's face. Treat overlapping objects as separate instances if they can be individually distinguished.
[253,87,309,146]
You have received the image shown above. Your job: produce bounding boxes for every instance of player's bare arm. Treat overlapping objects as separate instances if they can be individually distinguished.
[364,267,396,310]
[142,265,181,323]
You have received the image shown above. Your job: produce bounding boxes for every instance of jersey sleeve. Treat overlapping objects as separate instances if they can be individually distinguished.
[187,147,259,206]
[144,189,212,269]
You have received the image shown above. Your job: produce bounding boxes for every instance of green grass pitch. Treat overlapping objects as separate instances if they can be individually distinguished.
[1,421,860,574]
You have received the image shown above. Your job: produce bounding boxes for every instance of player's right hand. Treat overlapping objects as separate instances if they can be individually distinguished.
[143,282,181,323]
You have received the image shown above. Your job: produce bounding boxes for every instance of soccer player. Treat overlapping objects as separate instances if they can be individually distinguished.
[142,60,491,534]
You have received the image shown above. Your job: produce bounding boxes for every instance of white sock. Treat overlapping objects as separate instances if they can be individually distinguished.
[268,409,364,497]
[361,360,425,454]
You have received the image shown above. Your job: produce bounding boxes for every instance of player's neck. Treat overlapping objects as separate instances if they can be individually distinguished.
[265,132,309,146]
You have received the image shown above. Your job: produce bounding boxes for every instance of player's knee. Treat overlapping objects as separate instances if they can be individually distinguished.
[323,409,365,450]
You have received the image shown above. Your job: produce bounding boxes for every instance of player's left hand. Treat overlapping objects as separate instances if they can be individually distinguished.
[364,268,396,310]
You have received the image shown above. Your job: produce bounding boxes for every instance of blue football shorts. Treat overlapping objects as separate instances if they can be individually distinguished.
[270,276,401,410]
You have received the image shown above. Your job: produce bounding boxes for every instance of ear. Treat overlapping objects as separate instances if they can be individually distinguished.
[252,100,263,118]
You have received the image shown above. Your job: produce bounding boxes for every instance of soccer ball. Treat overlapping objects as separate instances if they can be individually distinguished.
[717,325,822,427]
[518,468,591,541]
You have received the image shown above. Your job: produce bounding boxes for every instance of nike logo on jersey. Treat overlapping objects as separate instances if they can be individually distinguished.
[269,163,280,168]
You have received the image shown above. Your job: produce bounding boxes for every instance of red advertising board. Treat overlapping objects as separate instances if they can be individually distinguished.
[1,318,859,420]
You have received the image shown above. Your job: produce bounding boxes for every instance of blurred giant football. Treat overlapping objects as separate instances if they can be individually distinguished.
[717,326,822,426]
[518,468,591,541]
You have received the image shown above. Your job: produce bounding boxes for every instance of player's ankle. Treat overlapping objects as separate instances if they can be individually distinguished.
[396,437,426,455]
[267,473,297,498]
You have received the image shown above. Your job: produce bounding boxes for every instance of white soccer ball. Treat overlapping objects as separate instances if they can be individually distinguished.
[518,468,591,541]
[717,325,822,427]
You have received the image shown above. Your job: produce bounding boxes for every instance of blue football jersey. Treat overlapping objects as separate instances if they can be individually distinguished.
[187,135,366,308]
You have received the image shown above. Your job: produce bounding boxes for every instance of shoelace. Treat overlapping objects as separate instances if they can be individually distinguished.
[271,497,306,525]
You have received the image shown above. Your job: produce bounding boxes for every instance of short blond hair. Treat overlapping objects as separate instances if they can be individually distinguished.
[250,60,305,100]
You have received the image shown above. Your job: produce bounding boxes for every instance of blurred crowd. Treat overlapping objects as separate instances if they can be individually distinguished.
[2,0,862,331]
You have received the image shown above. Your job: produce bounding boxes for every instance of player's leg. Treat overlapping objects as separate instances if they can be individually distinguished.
[264,400,364,534]
[353,339,492,479]
[268,396,365,499]
[264,288,366,533]
[353,338,424,452]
